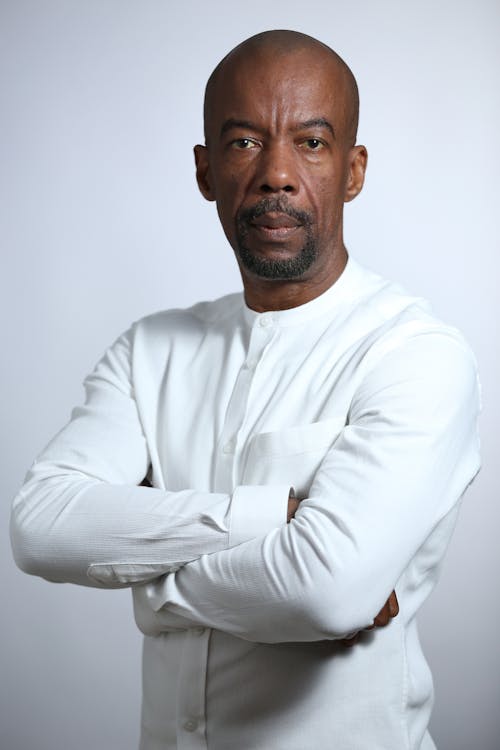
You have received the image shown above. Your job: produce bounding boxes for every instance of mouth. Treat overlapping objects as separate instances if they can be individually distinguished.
[249,212,302,241]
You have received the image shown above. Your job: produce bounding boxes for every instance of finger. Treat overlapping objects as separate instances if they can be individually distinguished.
[341,632,360,647]
[373,602,390,628]
[373,591,400,627]
[388,590,399,618]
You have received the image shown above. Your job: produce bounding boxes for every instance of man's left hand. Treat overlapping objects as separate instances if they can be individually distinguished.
[341,590,399,646]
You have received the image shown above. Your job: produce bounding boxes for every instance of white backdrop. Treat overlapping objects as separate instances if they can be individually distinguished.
[1,1,498,748]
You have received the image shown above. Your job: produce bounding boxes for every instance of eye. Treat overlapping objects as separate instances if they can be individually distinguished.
[301,138,325,151]
[231,138,259,150]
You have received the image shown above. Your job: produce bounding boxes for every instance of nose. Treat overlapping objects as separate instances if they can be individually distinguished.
[254,142,299,195]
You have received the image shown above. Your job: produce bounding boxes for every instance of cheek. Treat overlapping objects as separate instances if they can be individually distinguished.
[214,171,246,211]
[214,189,241,245]
[308,178,344,226]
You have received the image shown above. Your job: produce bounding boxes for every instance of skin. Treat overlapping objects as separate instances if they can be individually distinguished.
[193,31,396,640]
[195,30,367,312]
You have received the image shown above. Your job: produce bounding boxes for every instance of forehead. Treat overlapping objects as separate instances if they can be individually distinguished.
[207,48,347,136]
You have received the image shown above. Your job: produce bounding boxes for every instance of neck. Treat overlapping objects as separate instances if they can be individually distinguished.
[242,247,348,313]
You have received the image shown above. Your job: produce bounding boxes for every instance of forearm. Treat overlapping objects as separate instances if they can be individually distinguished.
[134,333,481,642]
[11,469,291,588]
[11,474,229,587]
[135,489,409,643]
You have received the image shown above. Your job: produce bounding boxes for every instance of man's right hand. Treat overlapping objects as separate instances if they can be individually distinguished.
[287,493,301,523]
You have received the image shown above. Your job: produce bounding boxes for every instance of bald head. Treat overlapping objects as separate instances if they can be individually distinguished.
[194,29,368,308]
[204,30,359,147]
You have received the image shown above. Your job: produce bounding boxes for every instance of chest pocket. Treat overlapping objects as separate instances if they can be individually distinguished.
[242,416,346,496]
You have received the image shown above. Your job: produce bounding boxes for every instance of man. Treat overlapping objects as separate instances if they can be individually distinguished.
[11,30,480,750]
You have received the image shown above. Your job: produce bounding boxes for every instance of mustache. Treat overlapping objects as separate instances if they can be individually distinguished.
[237,197,312,227]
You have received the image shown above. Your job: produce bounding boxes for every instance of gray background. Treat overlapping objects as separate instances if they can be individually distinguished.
[1,1,498,748]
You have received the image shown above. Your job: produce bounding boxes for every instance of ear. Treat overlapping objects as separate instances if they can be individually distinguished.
[344,145,368,203]
[194,144,216,202]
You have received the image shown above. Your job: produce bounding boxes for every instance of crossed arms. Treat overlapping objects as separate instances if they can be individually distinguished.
[10,324,480,643]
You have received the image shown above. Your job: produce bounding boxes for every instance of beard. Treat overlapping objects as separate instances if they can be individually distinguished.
[235,197,317,280]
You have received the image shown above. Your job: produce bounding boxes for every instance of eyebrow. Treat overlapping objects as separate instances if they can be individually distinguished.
[219,117,336,139]
[293,118,336,138]
[220,119,259,137]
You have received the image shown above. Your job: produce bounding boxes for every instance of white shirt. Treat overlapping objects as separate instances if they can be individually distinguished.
[11,257,481,750]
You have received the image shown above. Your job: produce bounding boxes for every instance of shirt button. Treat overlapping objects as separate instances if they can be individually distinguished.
[223,439,235,454]
[184,719,198,732]
[246,358,258,369]
[259,315,272,327]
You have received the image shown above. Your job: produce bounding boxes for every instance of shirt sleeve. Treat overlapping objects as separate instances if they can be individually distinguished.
[133,330,481,642]
[10,329,289,588]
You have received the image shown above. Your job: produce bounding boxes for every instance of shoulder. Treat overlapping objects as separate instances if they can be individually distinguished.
[88,292,244,380]
[133,291,243,339]
[105,292,244,358]
[346,258,477,369]
[337,259,480,421]
[346,257,434,325]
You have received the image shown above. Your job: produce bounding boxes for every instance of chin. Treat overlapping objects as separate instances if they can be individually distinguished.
[237,243,318,281]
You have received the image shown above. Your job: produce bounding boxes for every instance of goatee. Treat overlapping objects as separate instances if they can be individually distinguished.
[236,197,317,280]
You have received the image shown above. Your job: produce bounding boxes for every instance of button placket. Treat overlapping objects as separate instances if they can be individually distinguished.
[176,629,211,749]
[230,321,277,485]
[245,318,274,367]
[258,313,274,328]
[214,320,274,491]
[225,437,238,453]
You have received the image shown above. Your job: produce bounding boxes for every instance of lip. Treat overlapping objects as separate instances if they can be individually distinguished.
[249,224,301,242]
[248,212,303,242]
[250,212,301,229]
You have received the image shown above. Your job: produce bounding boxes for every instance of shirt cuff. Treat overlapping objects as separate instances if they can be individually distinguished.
[229,485,292,547]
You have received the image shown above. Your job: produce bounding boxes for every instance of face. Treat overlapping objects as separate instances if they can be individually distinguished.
[195,46,367,297]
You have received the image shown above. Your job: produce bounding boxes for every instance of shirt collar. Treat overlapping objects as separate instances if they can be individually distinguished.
[242,255,361,329]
